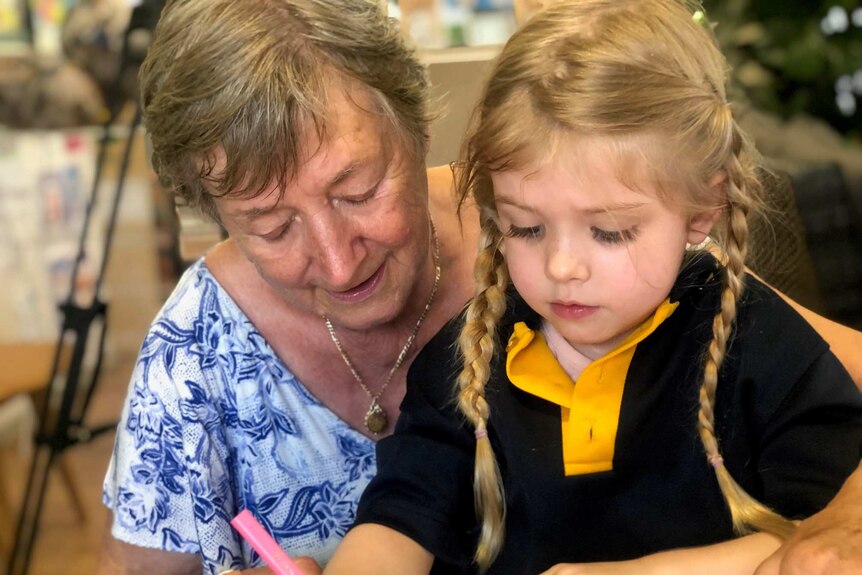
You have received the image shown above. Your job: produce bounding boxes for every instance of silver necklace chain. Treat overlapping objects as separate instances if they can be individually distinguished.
[324,219,441,433]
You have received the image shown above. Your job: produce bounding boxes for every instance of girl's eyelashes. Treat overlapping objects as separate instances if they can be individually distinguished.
[505,224,544,240]
[504,224,640,244]
[591,225,640,245]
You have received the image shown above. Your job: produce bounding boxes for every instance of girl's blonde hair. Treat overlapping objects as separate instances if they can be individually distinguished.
[455,0,795,569]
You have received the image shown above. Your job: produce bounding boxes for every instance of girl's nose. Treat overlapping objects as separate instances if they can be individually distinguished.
[546,241,590,283]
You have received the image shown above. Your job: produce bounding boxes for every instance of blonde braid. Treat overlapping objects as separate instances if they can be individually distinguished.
[696,131,796,539]
[457,216,510,571]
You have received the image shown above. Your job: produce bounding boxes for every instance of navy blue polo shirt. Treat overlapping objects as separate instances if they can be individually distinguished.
[355,254,862,574]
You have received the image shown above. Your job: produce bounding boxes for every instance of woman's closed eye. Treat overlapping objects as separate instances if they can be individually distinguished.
[506,224,544,240]
[341,194,372,207]
[262,222,291,242]
[591,225,640,245]
[259,215,298,242]
[337,181,382,207]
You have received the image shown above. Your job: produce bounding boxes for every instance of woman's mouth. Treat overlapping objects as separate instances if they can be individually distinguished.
[326,262,386,302]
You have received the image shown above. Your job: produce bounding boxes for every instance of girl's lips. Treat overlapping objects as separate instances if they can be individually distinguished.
[326,262,386,302]
[550,301,599,320]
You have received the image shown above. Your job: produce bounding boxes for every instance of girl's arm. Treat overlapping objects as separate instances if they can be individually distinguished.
[539,533,783,575]
[324,524,433,575]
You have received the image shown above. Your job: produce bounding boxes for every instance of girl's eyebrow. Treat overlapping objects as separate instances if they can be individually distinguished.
[494,194,647,215]
[583,202,647,215]
[493,194,535,210]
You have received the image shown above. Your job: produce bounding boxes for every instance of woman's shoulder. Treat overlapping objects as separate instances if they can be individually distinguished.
[137,254,271,387]
[149,256,243,330]
[153,257,226,323]
[426,164,455,194]
[426,164,478,229]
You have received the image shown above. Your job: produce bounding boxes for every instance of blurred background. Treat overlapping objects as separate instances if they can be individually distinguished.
[0,0,859,573]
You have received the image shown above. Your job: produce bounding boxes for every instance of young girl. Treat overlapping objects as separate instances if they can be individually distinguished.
[325,1,862,573]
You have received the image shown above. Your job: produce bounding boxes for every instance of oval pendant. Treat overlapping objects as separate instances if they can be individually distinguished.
[364,401,389,434]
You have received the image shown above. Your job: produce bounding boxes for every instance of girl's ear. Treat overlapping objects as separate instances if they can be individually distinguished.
[687,171,727,245]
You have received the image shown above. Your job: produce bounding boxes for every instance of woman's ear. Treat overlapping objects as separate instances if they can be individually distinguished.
[687,171,727,245]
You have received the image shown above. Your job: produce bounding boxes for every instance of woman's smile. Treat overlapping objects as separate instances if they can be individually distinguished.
[325,261,387,302]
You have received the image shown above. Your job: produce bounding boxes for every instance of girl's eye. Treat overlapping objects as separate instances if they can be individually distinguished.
[506,224,544,240]
[591,226,640,245]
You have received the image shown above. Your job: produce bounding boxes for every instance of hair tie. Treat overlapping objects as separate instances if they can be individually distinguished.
[475,428,488,440]
[707,453,724,468]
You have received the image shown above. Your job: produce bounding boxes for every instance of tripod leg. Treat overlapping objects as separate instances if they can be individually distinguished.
[7,443,55,575]
[0,448,15,555]
[57,455,87,524]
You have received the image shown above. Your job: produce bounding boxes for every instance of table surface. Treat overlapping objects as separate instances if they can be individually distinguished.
[0,341,68,401]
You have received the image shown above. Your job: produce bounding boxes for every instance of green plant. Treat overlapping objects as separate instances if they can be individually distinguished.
[704,0,862,141]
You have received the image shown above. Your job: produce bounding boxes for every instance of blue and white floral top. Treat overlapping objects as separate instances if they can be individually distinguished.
[103,259,376,574]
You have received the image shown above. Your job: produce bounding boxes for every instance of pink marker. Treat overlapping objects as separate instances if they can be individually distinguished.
[230,509,303,575]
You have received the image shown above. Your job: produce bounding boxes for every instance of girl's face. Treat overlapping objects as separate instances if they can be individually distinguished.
[214,85,431,331]
[491,142,718,360]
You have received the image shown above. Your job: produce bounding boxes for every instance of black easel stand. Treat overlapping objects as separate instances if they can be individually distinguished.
[6,3,159,570]
[6,100,143,575]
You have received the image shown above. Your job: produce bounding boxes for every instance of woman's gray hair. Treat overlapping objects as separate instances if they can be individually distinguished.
[140,0,430,220]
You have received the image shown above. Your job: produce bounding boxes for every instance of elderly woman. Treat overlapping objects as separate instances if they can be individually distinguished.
[98,1,862,574]
[98,2,479,574]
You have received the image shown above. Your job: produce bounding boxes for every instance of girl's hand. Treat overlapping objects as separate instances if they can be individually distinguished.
[293,557,323,575]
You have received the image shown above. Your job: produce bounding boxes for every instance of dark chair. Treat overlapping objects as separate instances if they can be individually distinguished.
[748,169,825,314]
[790,164,862,329]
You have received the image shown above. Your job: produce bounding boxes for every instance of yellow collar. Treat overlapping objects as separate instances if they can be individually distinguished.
[505,299,679,475]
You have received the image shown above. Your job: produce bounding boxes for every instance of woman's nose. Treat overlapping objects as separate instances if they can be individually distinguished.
[307,217,363,288]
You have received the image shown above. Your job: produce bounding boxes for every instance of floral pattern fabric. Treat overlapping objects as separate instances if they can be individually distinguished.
[103,259,376,574]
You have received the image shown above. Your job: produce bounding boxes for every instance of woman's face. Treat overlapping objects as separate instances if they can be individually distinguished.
[213,85,431,331]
